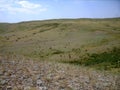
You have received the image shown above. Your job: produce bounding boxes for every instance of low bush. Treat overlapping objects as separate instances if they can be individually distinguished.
[62,47,120,70]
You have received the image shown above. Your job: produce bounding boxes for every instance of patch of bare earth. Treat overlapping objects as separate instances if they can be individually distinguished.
[0,55,119,90]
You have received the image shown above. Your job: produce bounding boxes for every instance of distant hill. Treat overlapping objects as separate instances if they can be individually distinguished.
[0,18,120,33]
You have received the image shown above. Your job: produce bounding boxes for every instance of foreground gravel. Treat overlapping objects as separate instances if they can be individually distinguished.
[0,55,119,90]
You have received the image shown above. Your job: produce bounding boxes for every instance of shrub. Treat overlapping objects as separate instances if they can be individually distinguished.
[84,47,120,68]
[62,47,120,70]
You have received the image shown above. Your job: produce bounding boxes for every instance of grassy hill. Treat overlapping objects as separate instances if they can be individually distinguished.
[0,18,120,71]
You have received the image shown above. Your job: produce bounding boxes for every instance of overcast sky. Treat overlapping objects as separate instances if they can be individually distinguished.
[0,0,120,23]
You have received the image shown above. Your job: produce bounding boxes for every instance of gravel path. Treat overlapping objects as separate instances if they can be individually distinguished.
[0,55,119,90]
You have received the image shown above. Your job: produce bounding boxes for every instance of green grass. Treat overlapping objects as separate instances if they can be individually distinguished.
[0,18,120,72]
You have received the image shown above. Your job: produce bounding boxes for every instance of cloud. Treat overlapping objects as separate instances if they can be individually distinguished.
[17,1,41,9]
[0,0,47,14]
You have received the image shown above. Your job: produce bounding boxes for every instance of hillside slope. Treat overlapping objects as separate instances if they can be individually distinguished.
[0,18,120,69]
[0,18,120,90]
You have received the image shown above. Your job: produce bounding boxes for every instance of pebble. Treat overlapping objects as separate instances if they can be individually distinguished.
[0,71,3,76]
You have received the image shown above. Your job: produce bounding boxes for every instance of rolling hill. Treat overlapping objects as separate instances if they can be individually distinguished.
[0,18,120,70]
[0,18,120,90]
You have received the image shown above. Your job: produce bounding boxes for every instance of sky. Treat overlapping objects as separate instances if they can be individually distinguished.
[0,0,120,23]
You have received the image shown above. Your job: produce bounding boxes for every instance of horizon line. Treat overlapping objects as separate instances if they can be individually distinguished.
[0,17,120,24]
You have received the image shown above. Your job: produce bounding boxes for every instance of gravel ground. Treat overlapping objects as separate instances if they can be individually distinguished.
[0,55,119,90]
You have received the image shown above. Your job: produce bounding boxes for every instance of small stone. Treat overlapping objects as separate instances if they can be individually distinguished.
[0,71,3,75]
[33,65,39,71]
[36,79,47,90]
[24,86,31,90]
[27,78,33,86]
[37,79,43,86]
[0,80,7,85]
[7,86,12,90]
[10,75,16,78]
[103,82,110,87]
[37,86,47,90]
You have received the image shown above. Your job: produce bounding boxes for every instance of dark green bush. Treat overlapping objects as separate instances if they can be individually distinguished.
[62,47,120,70]
[84,47,120,68]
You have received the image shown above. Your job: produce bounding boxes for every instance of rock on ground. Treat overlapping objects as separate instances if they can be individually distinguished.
[0,55,119,90]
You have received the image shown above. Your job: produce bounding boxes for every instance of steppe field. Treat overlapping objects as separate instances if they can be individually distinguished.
[0,18,120,90]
